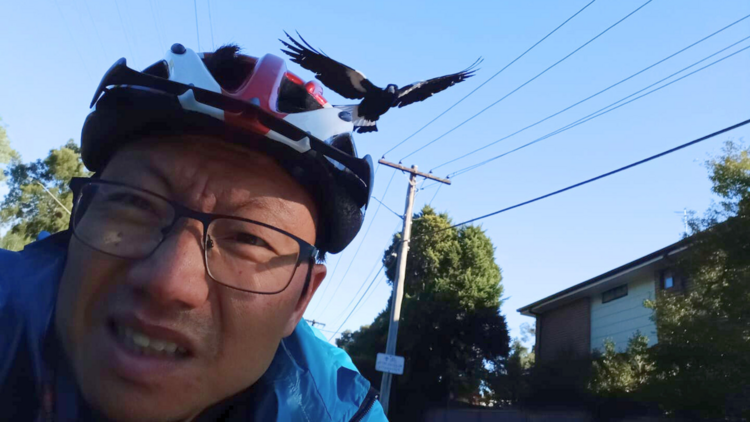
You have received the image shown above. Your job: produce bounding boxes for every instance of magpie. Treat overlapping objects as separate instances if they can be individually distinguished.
[280,32,481,133]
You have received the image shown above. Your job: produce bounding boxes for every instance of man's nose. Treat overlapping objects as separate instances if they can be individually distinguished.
[126,219,211,310]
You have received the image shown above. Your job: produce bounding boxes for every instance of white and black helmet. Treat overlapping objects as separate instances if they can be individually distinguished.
[81,43,374,255]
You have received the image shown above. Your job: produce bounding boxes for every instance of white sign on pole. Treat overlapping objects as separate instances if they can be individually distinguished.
[376,353,405,375]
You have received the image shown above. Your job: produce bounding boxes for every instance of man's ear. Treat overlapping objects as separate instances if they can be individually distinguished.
[283,263,327,337]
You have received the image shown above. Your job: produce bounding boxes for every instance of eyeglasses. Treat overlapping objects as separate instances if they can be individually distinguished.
[69,178,317,294]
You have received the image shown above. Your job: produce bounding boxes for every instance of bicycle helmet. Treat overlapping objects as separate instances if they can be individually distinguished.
[81,43,374,255]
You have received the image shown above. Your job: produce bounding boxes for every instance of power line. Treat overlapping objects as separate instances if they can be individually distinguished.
[194,0,201,50]
[447,37,750,176]
[420,119,750,237]
[398,0,654,162]
[352,277,383,317]
[380,0,597,158]
[112,0,139,68]
[308,252,344,315]
[428,184,443,207]
[52,0,94,83]
[328,220,402,326]
[207,0,215,50]
[449,38,750,178]
[82,0,108,62]
[308,163,396,316]
[371,196,403,220]
[329,255,382,325]
[314,169,398,316]
[419,180,442,191]
[430,14,750,173]
[315,170,396,314]
[328,265,386,341]
[32,179,71,215]
[149,0,165,52]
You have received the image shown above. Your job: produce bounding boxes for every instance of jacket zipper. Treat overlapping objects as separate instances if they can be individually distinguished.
[349,387,380,422]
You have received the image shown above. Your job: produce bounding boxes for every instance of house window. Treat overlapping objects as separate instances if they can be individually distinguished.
[663,270,675,289]
[602,284,628,303]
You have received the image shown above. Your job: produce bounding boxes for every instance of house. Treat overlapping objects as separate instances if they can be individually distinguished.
[517,238,689,363]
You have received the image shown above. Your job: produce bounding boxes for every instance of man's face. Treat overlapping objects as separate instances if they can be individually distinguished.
[55,136,327,421]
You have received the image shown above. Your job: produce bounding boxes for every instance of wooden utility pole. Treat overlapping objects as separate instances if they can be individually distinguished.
[305,319,326,329]
[377,159,451,415]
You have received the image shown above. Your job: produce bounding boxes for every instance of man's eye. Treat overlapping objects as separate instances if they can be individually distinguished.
[107,192,155,211]
[234,232,270,248]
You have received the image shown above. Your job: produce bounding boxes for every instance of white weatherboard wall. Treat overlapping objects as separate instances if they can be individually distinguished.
[590,276,658,353]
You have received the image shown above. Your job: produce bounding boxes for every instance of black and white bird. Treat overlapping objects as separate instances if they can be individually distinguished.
[280,32,481,133]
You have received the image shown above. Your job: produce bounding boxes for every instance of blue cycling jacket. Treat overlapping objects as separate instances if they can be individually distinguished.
[0,233,387,421]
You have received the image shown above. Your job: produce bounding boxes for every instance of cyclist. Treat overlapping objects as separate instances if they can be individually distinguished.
[0,43,386,421]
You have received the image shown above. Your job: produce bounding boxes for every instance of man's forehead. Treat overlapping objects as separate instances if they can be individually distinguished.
[104,136,319,223]
[121,136,278,170]
[112,138,280,185]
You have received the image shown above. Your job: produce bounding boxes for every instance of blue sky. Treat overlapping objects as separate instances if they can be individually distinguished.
[1,0,749,348]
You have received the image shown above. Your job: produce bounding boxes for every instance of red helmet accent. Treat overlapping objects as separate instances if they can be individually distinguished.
[304,80,327,107]
[285,71,304,85]
[224,54,288,117]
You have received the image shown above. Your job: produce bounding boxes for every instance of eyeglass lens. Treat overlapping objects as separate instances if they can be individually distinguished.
[73,182,302,293]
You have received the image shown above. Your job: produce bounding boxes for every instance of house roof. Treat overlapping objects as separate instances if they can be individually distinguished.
[517,237,690,317]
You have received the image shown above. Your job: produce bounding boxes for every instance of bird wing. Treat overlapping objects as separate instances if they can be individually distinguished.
[334,105,379,133]
[280,32,374,100]
[394,58,482,108]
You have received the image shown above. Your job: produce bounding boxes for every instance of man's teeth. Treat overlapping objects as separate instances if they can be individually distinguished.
[116,325,187,357]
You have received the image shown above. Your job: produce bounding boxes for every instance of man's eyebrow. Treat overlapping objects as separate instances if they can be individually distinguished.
[234,197,300,225]
[235,196,286,213]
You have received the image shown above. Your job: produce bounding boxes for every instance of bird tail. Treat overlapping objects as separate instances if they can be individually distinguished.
[334,105,378,133]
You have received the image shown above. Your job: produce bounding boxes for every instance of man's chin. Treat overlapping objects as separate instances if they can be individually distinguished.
[79,380,202,422]
[74,327,206,422]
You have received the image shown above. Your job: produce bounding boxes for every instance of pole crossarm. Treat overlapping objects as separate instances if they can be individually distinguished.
[305,319,326,328]
[378,159,452,185]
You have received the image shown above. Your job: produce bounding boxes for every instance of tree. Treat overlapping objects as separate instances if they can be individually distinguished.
[519,322,536,344]
[640,140,750,419]
[1,139,91,250]
[489,338,534,406]
[337,206,510,421]
[588,332,653,398]
[0,118,19,183]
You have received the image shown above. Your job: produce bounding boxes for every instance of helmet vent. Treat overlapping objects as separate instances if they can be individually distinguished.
[142,60,169,79]
[277,77,324,113]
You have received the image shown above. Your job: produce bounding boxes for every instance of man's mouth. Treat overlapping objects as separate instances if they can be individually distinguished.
[108,319,191,359]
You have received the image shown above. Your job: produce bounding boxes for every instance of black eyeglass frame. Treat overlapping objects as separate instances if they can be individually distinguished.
[90,58,374,208]
[69,177,318,295]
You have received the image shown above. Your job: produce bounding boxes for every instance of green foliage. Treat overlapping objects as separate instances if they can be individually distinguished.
[572,140,750,418]
[0,230,28,251]
[382,206,503,310]
[489,339,534,406]
[576,140,750,419]
[1,139,91,250]
[707,140,750,215]
[640,140,750,419]
[0,118,20,183]
[589,333,653,397]
[337,206,509,419]
[519,322,535,344]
